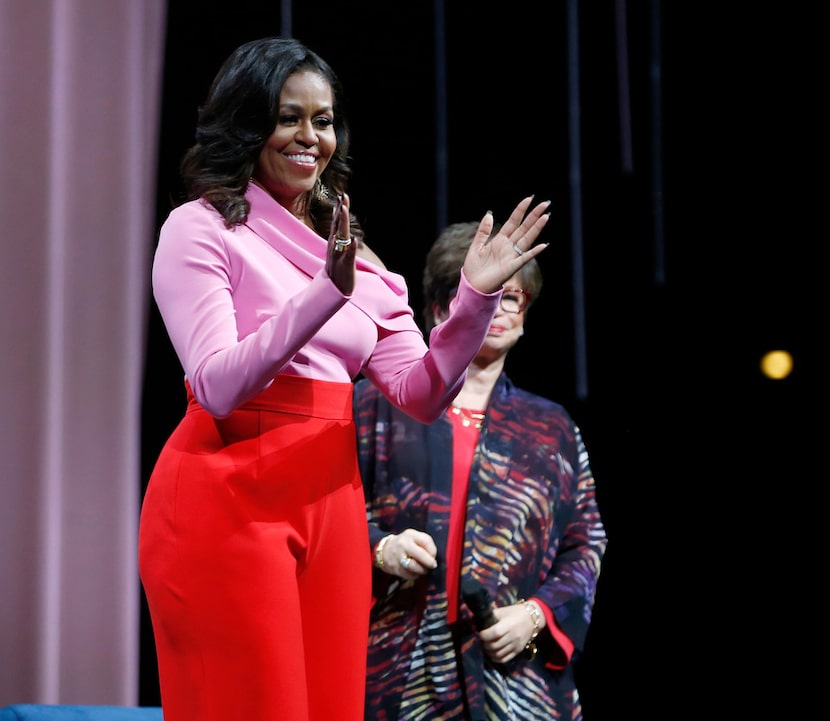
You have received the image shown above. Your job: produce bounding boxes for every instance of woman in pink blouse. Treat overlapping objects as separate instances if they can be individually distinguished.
[138,36,549,721]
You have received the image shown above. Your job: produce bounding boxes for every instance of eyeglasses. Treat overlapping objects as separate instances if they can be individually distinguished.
[500,288,531,314]
[447,286,531,314]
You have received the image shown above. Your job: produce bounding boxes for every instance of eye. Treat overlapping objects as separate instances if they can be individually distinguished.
[278,113,300,126]
[313,116,334,130]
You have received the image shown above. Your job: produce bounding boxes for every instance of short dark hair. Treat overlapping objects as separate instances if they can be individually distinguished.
[421,221,543,333]
[178,37,359,240]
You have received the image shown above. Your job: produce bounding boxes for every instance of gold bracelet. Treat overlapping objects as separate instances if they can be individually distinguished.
[374,534,392,568]
[519,599,541,660]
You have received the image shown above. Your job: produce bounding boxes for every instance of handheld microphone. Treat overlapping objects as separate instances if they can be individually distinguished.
[461,578,497,630]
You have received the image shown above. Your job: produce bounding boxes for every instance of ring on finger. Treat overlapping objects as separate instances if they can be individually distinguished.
[512,244,524,256]
[400,554,412,570]
[334,236,353,252]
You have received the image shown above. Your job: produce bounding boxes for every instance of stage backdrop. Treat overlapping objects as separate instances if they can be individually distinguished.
[0,0,165,706]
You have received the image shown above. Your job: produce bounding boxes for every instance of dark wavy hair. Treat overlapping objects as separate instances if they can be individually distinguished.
[422,221,543,334]
[178,36,362,241]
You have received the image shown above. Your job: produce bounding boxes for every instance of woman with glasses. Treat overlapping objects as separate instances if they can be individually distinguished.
[355,221,607,721]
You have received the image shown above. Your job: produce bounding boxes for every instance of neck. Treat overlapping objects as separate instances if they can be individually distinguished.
[453,356,505,410]
[251,179,313,227]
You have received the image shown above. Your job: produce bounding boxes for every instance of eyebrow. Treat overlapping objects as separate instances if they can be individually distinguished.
[278,102,334,114]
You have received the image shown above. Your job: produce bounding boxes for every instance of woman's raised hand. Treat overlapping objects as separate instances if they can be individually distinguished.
[461,197,550,294]
[326,192,356,296]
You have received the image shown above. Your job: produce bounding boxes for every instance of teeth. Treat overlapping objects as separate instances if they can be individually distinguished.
[286,153,316,163]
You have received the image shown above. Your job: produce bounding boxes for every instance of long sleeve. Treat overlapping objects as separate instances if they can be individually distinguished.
[466,383,607,660]
[527,425,606,665]
[152,200,354,417]
[153,185,501,421]
[360,271,500,424]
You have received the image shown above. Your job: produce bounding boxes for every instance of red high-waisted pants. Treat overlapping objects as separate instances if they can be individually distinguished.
[138,375,371,721]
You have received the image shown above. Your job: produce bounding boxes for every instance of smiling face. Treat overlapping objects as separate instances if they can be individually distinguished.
[432,273,527,366]
[253,69,336,216]
[475,273,527,364]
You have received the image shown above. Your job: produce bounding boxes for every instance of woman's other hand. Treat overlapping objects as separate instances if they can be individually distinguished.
[376,529,438,578]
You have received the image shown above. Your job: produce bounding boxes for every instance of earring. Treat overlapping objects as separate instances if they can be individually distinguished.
[314,179,329,200]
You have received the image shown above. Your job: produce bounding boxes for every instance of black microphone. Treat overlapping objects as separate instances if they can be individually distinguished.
[461,578,497,631]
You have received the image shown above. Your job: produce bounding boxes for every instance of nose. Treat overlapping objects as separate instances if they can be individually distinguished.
[295,119,318,147]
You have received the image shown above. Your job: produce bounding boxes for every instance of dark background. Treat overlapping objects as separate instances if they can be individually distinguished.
[141,2,820,718]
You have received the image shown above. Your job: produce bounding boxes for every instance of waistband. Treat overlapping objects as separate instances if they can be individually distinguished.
[185,375,354,421]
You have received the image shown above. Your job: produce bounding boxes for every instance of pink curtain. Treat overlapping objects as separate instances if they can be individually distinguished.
[0,0,165,706]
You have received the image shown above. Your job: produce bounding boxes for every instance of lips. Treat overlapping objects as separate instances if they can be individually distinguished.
[284,152,317,167]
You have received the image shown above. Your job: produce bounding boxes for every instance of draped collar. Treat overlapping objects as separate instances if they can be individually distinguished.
[243,183,416,331]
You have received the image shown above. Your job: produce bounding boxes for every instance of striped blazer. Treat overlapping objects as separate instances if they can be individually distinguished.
[356,373,607,721]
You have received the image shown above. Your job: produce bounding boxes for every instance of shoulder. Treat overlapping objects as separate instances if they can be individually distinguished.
[156,199,235,259]
[496,377,574,426]
[161,199,225,233]
[514,387,567,414]
[356,241,386,269]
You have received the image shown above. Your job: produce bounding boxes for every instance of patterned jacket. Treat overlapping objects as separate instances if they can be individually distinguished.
[356,373,607,721]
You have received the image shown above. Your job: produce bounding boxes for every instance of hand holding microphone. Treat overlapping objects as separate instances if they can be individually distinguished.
[461,578,498,630]
[462,579,541,666]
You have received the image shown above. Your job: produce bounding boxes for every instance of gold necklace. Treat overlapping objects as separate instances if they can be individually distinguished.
[450,404,486,429]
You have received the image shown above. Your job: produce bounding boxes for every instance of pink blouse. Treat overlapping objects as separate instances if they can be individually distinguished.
[152,183,501,420]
